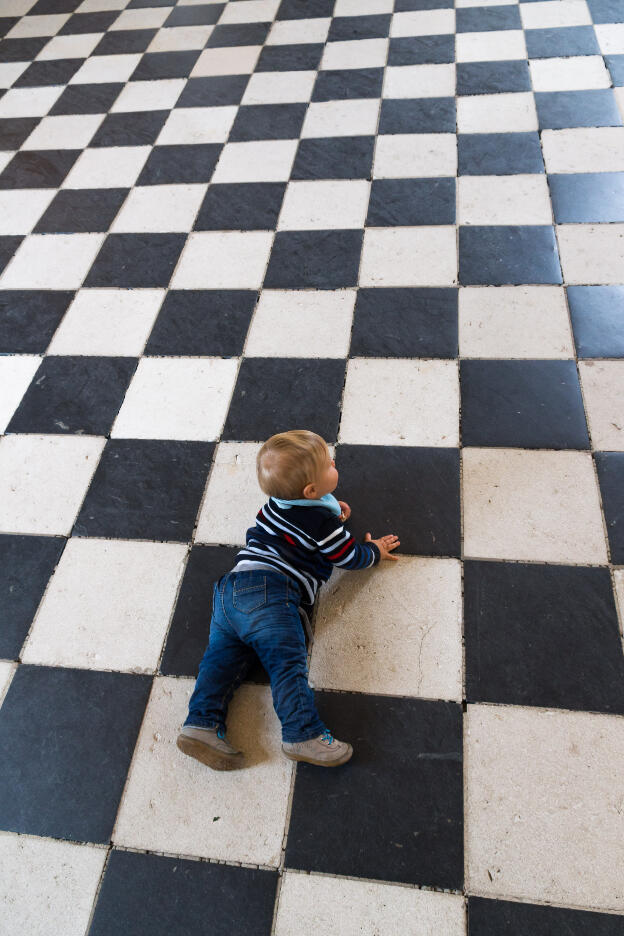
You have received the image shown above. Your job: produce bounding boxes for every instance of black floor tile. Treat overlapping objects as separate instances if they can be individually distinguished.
[0,290,73,353]
[388,34,454,66]
[194,182,285,230]
[228,103,307,141]
[34,187,129,233]
[165,3,224,26]
[206,23,270,47]
[0,117,39,150]
[0,236,24,275]
[328,14,391,40]
[549,172,624,222]
[457,4,521,31]
[160,544,268,683]
[285,691,463,888]
[49,82,123,115]
[90,850,278,936]
[0,150,80,188]
[0,665,151,842]
[137,144,222,184]
[459,226,562,285]
[588,0,624,23]
[176,75,249,108]
[458,132,544,174]
[94,28,158,56]
[223,358,345,443]
[335,444,461,556]
[567,286,624,358]
[7,356,137,436]
[0,535,66,660]
[291,135,375,179]
[312,67,384,101]
[131,50,201,81]
[469,897,624,934]
[14,58,83,87]
[460,360,589,449]
[0,37,48,63]
[0,17,19,37]
[525,25,600,58]
[606,54,624,85]
[145,290,255,357]
[367,178,455,225]
[464,562,624,714]
[350,288,458,358]
[595,452,624,564]
[73,439,214,541]
[29,0,82,11]
[256,42,323,72]
[457,60,530,96]
[264,230,363,289]
[276,0,334,18]
[90,110,169,147]
[536,90,622,130]
[59,10,118,32]
[84,233,187,287]
[379,98,456,133]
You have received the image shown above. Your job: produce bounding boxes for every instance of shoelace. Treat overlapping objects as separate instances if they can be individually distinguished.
[216,727,226,741]
[320,729,334,745]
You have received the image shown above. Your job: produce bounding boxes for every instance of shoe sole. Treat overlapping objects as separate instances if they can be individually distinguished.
[282,745,353,767]
[176,734,245,771]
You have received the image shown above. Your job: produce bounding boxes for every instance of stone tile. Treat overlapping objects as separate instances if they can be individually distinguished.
[457,92,538,132]
[0,232,104,289]
[465,703,624,910]
[568,286,624,359]
[195,441,262,545]
[579,361,624,451]
[541,128,624,173]
[0,354,40,431]
[595,452,624,564]
[245,289,355,358]
[557,224,624,285]
[360,227,457,287]
[457,174,552,225]
[113,677,293,865]
[373,133,457,178]
[0,661,16,702]
[469,896,624,935]
[351,287,458,358]
[48,288,164,356]
[171,231,273,288]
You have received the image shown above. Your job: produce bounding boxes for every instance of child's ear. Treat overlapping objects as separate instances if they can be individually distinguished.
[302,482,317,499]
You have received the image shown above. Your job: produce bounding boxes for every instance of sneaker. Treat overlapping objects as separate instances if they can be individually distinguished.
[176,725,244,771]
[282,729,353,767]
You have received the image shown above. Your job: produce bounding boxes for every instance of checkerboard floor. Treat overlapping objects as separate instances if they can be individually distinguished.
[1,0,624,932]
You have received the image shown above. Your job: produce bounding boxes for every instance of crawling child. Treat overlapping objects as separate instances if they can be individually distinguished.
[177,429,400,770]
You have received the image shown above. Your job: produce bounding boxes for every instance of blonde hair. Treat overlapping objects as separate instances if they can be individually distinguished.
[257,430,329,499]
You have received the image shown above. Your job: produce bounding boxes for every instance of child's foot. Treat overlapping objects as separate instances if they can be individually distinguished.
[177,726,244,771]
[282,730,353,767]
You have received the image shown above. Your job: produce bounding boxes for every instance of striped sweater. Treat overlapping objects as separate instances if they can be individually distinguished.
[235,498,380,605]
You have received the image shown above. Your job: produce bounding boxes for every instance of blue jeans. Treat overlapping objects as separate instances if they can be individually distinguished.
[184,570,326,743]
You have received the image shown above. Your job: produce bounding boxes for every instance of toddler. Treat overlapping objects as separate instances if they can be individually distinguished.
[177,430,399,770]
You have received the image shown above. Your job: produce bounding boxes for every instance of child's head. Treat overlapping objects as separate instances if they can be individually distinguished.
[257,430,338,500]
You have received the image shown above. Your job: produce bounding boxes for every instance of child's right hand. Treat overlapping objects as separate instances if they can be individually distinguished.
[365,532,400,561]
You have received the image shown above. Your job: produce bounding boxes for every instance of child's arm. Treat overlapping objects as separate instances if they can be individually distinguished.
[316,519,400,570]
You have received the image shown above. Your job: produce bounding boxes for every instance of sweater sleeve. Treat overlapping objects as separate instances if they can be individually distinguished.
[314,518,380,570]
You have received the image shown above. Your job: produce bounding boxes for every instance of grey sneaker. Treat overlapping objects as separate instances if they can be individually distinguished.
[176,725,244,771]
[282,730,353,767]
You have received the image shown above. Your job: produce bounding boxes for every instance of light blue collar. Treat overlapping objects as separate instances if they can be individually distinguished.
[273,493,342,516]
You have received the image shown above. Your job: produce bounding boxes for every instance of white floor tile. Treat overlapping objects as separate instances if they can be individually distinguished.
[111,78,186,113]
[69,53,142,84]
[579,361,624,452]
[616,87,624,124]
[310,557,462,700]
[62,146,151,188]
[321,38,388,71]
[0,355,41,432]
[212,139,297,182]
[155,105,237,143]
[110,6,170,29]
[0,85,63,118]
[22,538,187,673]
[278,179,369,230]
[0,153,11,175]
[0,233,104,289]
[301,99,380,137]
[373,133,457,178]
[457,92,537,132]
[195,441,263,545]
[360,227,457,287]
[557,224,624,285]
[458,175,553,225]
[529,56,610,92]
[266,18,331,45]
[111,184,206,233]
[463,448,608,564]
[148,25,213,52]
[0,833,106,936]
[219,0,279,24]
[77,0,128,10]
[384,63,455,98]
[0,434,104,536]
[37,31,103,60]
[456,30,527,63]
[457,0,519,5]
[459,286,574,358]
[541,128,624,173]
[275,872,466,936]
[245,289,355,358]
[2,0,40,12]
[0,661,16,705]
[0,62,29,87]
[191,45,261,76]
[7,14,70,37]
[595,23,624,55]
[113,678,293,865]
[390,9,455,37]
[111,357,239,441]
[615,571,624,628]
[465,704,624,910]
[242,70,316,105]
[520,0,591,29]
[21,113,104,150]
[334,0,394,13]
[48,288,165,356]
[0,190,55,235]
[171,230,273,287]
[340,358,459,446]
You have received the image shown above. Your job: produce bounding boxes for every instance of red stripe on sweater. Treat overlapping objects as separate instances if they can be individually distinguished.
[327,537,354,560]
